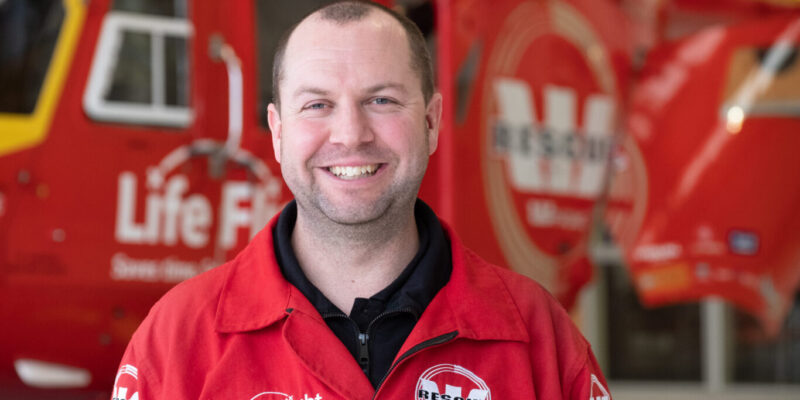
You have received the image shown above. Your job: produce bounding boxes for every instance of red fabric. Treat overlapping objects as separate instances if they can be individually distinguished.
[609,13,800,335]
[111,213,610,400]
[430,0,632,312]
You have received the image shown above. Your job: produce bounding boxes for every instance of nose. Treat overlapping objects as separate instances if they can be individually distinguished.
[329,103,374,147]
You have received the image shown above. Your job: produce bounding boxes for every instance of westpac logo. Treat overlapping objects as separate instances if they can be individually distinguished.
[491,78,615,199]
[112,364,139,400]
[416,364,491,400]
[480,0,621,293]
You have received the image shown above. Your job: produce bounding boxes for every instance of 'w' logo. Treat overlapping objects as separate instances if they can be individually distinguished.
[492,78,615,198]
[112,364,140,400]
[417,378,489,400]
[415,364,491,400]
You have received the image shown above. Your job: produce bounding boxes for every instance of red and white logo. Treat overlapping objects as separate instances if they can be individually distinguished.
[416,364,491,400]
[590,373,610,400]
[249,392,322,400]
[480,0,622,298]
[249,393,292,400]
[109,143,284,284]
[112,364,139,400]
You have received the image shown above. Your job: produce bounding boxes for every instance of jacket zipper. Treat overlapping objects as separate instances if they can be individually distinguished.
[360,308,418,376]
[358,332,370,374]
[319,312,376,375]
[371,330,459,400]
[321,312,364,371]
[322,307,428,386]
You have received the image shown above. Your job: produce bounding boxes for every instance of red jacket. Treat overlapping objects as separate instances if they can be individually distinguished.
[112,216,611,400]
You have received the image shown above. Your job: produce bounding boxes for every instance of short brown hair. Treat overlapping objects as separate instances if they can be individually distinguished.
[271,0,434,110]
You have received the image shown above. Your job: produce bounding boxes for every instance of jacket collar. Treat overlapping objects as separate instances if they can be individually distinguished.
[214,211,298,333]
[398,220,530,350]
[215,211,529,345]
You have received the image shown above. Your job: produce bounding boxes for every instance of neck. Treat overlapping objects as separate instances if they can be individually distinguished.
[291,202,420,313]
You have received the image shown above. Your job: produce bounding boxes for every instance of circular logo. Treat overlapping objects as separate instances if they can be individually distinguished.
[415,364,491,400]
[112,364,139,400]
[249,392,292,400]
[590,373,611,400]
[481,0,626,295]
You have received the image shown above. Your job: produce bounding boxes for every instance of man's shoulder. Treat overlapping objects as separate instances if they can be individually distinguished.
[147,225,278,322]
[442,221,556,307]
[457,246,595,374]
[166,260,232,303]
[458,245,559,309]
[142,258,234,331]
[457,244,589,343]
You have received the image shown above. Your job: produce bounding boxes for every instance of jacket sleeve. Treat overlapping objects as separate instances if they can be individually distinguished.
[568,348,612,400]
[110,299,167,400]
[110,339,161,400]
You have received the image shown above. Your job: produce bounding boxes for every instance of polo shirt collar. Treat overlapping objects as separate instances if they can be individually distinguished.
[273,199,451,322]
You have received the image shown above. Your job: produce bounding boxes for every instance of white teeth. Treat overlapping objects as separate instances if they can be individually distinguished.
[328,164,379,179]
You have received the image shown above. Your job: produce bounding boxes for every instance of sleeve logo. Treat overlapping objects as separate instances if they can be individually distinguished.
[112,364,140,400]
[590,373,610,400]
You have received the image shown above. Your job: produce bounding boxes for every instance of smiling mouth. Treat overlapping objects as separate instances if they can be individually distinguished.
[327,164,380,180]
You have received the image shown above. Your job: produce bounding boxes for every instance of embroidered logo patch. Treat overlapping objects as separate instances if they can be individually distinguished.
[112,364,139,400]
[416,364,491,400]
[249,392,322,400]
[590,373,610,400]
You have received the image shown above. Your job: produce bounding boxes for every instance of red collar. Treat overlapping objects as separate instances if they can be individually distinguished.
[214,213,529,345]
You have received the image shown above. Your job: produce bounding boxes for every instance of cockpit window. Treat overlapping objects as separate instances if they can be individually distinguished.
[112,0,187,18]
[83,0,192,127]
[0,0,64,114]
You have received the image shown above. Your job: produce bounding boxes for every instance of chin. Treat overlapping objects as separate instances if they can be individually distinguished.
[322,206,386,226]
[316,196,396,225]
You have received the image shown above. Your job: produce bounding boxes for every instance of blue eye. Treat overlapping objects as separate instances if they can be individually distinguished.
[308,103,326,109]
[373,97,391,105]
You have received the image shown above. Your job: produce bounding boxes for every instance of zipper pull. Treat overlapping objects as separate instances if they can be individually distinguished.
[358,332,369,375]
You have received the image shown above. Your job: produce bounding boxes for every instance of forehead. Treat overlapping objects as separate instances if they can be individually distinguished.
[281,11,417,94]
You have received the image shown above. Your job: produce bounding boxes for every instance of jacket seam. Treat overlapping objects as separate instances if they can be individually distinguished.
[213,260,237,331]
[486,257,530,340]
[124,337,163,393]
[489,257,591,396]
[565,346,592,399]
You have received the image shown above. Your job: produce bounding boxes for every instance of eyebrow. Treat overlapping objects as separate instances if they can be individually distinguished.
[364,82,408,95]
[291,83,409,100]
[292,86,330,99]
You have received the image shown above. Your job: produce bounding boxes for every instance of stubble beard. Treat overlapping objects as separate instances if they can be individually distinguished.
[283,148,429,245]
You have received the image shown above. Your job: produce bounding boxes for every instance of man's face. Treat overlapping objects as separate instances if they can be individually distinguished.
[268,12,442,225]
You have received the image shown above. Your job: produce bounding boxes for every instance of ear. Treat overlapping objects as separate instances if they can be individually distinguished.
[424,92,443,155]
[267,103,282,163]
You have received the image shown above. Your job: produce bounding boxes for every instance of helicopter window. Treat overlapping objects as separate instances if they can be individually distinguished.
[0,0,64,114]
[111,0,187,18]
[83,0,192,127]
[105,31,152,104]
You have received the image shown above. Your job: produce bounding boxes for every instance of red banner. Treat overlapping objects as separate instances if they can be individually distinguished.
[433,0,632,308]
[609,13,800,334]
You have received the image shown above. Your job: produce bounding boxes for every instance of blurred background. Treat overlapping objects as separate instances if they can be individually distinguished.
[0,0,798,399]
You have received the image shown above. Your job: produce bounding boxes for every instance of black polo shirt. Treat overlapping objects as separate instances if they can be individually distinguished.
[273,199,452,387]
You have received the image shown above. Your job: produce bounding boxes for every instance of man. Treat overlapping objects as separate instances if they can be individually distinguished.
[111,2,611,399]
